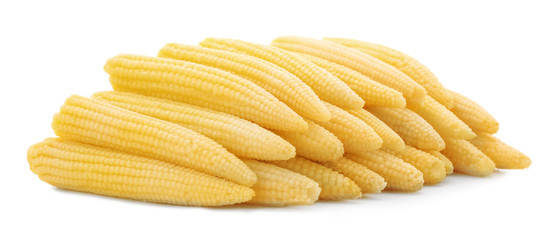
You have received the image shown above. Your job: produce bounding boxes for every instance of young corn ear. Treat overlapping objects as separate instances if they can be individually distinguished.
[386,146,446,185]
[104,54,307,132]
[345,151,424,192]
[270,36,427,105]
[408,95,476,140]
[51,95,256,186]
[441,138,496,177]
[347,108,406,152]
[322,157,387,194]
[273,120,344,162]
[319,102,383,155]
[243,159,321,206]
[158,43,331,122]
[271,157,362,200]
[449,90,499,134]
[301,54,406,108]
[92,91,295,161]
[324,38,454,108]
[368,106,445,151]
[427,150,454,174]
[470,133,531,169]
[199,38,365,110]
[27,138,254,206]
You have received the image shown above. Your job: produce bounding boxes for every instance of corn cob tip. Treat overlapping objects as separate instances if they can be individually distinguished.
[470,133,531,169]
[244,159,321,206]
[442,138,496,177]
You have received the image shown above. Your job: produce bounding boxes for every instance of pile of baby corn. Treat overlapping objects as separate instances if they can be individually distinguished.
[28,36,531,206]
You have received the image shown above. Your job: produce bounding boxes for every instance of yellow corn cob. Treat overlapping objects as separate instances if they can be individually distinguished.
[322,157,386,194]
[273,120,344,162]
[428,150,454,174]
[470,133,531,169]
[158,43,331,122]
[243,159,321,206]
[324,38,454,108]
[199,38,365,110]
[270,36,427,105]
[301,54,406,108]
[104,54,307,132]
[386,146,446,185]
[51,95,256,186]
[408,95,476,140]
[347,108,405,152]
[319,102,383,155]
[28,138,254,206]
[271,157,362,200]
[441,138,496,177]
[345,151,424,192]
[449,90,499,134]
[368,107,445,151]
[92,91,294,161]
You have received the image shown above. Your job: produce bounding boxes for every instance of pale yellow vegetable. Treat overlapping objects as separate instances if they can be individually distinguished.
[158,43,331,122]
[199,38,365,109]
[274,120,344,162]
[271,36,426,105]
[104,54,307,132]
[345,151,424,192]
[322,157,386,194]
[428,150,454,174]
[386,146,446,185]
[368,106,445,151]
[347,108,405,152]
[28,138,254,206]
[319,102,382,155]
[271,157,362,200]
[449,90,499,134]
[324,38,454,108]
[442,138,496,177]
[408,95,476,140]
[470,133,531,169]
[92,91,294,161]
[51,95,256,186]
[243,160,321,206]
[301,54,406,108]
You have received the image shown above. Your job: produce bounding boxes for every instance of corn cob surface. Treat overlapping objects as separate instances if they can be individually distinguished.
[347,108,405,152]
[408,95,476,140]
[199,38,365,109]
[442,138,496,177]
[273,120,344,162]
[51,95,256,186]
[449,90,499,134]
[346,152,424,192]
[470,133,531,169]
[324,38,454,108]
[158,43,331,122]
[301,54,406,108]
[428,150,454,174]
[28,138,254,206]
[92,91,295,161]
[104,54,307,132]
[319,102,383,155]
[271,157,362,200]
[322,157,387,194]
[368,106,445,151]
[243,159,321,206]
[386,146,446,185]
[271,36,427,105]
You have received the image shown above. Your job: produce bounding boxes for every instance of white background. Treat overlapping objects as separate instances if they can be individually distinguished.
[1,0,552,239]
